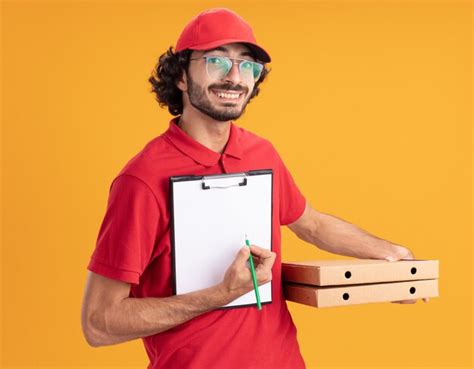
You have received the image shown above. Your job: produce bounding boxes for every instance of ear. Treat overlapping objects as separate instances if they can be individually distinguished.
[176,69,188,92]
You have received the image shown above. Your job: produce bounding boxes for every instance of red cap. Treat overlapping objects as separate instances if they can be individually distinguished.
[175,8,271,63]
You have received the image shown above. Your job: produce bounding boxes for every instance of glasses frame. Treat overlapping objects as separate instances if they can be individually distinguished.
[189,55,264,82]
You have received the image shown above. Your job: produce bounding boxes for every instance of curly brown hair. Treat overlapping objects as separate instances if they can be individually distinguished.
[148,46,271,116]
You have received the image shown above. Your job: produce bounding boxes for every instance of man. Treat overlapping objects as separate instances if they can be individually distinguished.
[81,8,428,369]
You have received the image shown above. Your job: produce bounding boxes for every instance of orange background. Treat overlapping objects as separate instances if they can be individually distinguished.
[1,1,472,368]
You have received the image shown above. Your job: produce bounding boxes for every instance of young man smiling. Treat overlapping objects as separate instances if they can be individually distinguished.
[175,42,259,150]
[81,8,428,369]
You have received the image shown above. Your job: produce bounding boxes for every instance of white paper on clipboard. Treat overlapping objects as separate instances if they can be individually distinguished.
[169,169,273,308]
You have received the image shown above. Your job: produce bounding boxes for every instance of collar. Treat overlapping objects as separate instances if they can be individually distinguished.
[163,116,243,166]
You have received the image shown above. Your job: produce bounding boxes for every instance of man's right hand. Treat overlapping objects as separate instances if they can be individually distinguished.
[82,246,276,347]
[220,245,276,300]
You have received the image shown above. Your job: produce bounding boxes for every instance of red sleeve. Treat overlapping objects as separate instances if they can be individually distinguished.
[274,147,307,226]
[87,174,160,284]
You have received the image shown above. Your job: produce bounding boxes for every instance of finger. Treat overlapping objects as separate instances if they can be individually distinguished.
[250,252,271,263]
[248,245,273,259]
[248,246,275,265]
[423,298,430,303]
[233,246,251,268]
[257,252,276,270]
[386,245,415,261]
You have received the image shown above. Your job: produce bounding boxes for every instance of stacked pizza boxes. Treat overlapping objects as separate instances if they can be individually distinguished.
[282,259,439,308]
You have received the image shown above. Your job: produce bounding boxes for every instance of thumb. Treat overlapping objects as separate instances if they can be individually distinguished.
[234,246,250,267]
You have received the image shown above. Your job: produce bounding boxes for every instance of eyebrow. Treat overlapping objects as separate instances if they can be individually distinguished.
[203,46,255,60]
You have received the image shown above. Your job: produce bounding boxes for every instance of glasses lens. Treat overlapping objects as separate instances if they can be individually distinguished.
[253,62,263,81]
[205,56,264,82]
[205,56,231,79]
[239,60,263,82]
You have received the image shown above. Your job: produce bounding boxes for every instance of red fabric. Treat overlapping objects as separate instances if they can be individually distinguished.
[175,8,271,63]
[87,116,307,369]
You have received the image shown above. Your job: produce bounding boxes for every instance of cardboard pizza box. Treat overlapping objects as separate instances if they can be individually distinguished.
[283,279,439,308]
[282,259,439,286]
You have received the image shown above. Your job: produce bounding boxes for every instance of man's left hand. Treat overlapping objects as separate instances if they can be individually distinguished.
[383,244,430,305]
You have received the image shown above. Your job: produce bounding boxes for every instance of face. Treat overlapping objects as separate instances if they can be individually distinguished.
[181,43,258,122]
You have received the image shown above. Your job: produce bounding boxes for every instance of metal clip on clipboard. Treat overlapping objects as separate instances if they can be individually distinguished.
[201,172,248,190]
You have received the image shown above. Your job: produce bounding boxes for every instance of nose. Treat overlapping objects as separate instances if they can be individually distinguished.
[223,61,243,85]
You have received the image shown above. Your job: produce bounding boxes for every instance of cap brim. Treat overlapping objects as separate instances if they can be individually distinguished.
[187,38,271,63]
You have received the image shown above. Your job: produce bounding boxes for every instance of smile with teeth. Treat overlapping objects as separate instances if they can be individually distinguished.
[211,90,243,100]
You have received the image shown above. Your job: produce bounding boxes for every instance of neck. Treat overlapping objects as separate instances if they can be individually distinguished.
[177,109,231,154]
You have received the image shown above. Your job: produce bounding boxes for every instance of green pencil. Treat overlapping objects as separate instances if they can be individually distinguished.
[245,235,262,310]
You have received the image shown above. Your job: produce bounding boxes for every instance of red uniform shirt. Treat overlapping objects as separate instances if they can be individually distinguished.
[87,116,307,369]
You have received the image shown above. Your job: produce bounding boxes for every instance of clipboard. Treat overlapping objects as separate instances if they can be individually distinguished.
[169,169,273,309]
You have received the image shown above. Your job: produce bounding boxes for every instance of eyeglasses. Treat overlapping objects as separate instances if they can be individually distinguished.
[189,55,264,82]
